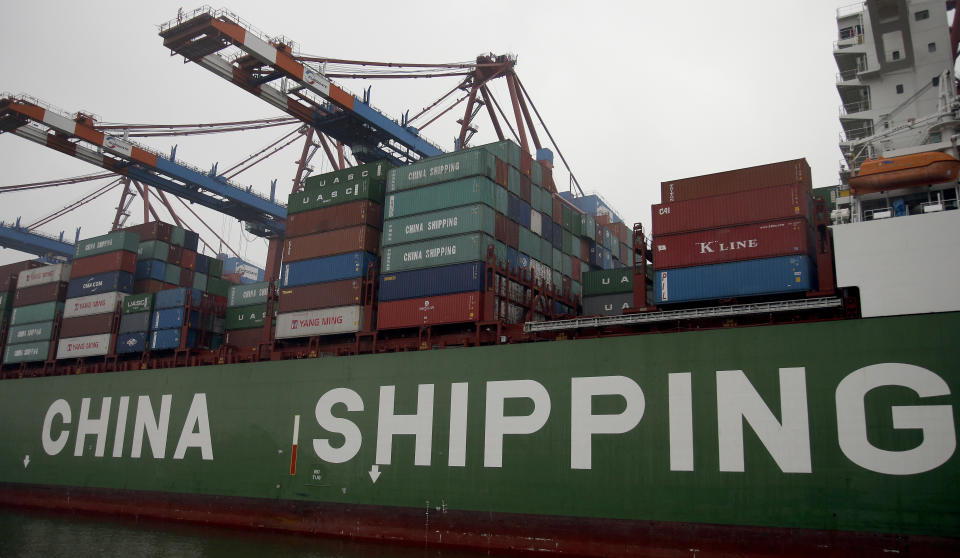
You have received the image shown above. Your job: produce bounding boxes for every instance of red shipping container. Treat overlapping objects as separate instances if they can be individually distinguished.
[571,257,582,281]
[506,220,519,249]
[181,249,197,271]
[133,279,167,294]
[284,225,380,263]
[277,279,363,313]
[612,221,632,245]
[226,327,269,349]
[651,183,813,236]
[167,245,183,266]
[70,251,138,277]
[494,213,508,244]
[285,200,383,237]
[14,282,68,307]
[652,218,812,270]
[660,158,811,203]
[179,268,195,288]
[377,291,482,329]
[123,221,173,242]
[552,196,562,224]
[60,313,114,338]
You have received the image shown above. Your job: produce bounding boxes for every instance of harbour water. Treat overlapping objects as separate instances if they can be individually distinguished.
[0,507,518,558]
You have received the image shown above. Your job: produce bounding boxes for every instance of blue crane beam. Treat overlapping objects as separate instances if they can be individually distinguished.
[0,221,74,260]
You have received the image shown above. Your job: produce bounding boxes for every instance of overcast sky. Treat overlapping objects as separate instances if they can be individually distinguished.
[0,1,867,268]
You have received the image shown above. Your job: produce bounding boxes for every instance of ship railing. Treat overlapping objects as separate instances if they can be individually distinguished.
[840,100,871,116]
[524,297,844,333]
[836,2,864,19]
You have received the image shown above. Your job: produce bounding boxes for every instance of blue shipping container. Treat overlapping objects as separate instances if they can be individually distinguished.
[541,218,553,240]
[654,256,814,304]
[378,261,485,302]
[67,271,134,299]
[135,259,166,282]
[184,230,200,252]
[116,332,148,354]
[281,251,377,288]
[155,287,203,310]
[518,252,531,272]
[506,247,520,274]
[196,254,211,275]
[507,194,532,229]
[551,225,562,250]
[150,328,199,350]
[152,308,200,330]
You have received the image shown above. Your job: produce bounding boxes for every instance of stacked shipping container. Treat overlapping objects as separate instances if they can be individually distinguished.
[651,159,815,304]
[117,293,153,354]
[278,160,393,338]
[581,268,634,316]
[225,281,270,349]
[4,264,70,364]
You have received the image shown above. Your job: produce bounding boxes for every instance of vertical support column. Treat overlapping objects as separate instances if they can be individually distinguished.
[633,223,648,309]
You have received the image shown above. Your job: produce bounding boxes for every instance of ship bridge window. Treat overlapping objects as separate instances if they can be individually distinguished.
[896,84,904,94]
[892,50,901,60]
[915,10,929,21]
[932,76,940,86]
[928,42,937,53]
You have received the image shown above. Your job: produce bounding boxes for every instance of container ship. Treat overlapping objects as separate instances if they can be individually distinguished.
[0,3,958,556]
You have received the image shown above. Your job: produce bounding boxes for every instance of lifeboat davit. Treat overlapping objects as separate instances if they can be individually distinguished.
[849,151,960,193]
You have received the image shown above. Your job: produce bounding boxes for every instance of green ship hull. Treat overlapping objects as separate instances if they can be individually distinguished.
[1,312,958,555]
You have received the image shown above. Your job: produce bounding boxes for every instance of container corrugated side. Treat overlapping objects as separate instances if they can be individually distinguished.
[66,270,133,299]
[138,240,170,261]
[224,327,267,349]
[123,221,173,243]
[654,255,814,304]
[284,225,380,262]
[275,305,363,338]
[150,328,199,350]
[17,264,71,289]
[386,148,496,193]
[3,340,50,364]
[225,304,267,330]
[13,282,67,308]
[277,279,363,313]
[135,259,166,282]
[660,158,812,203]
[122,292,154,315]
[384,176,506,220]
[154,287,202,310]
[305,159,393,192]
[119,311,151,334]
[582,268,634,296]
[227,282,271,308]
[377,291,482,329]
[280,251,377,288]
[70,250,138,277]
[152,308,200,330]
[7,321,55,344]
[10,301,64,326]
[382,204,496,247]
[116,332,148,354]
[651,183,814,235]
[285,200,383,237]
[378,262,485,302]
[73,231,139,259]
[287,178,384,215]
[60,313,114,338]
[652,218,812,270]
[56,333,111,359]
[63,291,126,319]
[380,233,504,274]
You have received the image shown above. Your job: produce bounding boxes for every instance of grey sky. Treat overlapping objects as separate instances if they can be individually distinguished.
[0,1,853,267]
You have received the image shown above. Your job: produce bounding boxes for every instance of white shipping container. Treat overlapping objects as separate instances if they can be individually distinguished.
[530,210,542,235]
[275,305,363,339]
[63,291,127,318]
[56,333,111,359]
[17,263,71,289]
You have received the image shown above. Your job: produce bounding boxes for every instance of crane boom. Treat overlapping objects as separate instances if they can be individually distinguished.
[159,7,443,165]
[0,95,286,236]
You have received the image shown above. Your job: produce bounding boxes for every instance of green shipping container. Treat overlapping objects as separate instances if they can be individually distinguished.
[384,176,506,220]
[382,204,496,247]
[305,159,393,192]
[138,240,170,261]
[288,178,384,215]
[381,233,505,273]
[581,214,596,241]
[209,258,223,278]
[122,293,154,315]
[386,149,496,193]
[227,282,271,308]
[170,226,186,247]
[582,267,634,296]
[539,191,553,218]
[10,302,64,326]
[571,280,581,299]
[531,160,543,187]
[207,277,229,297]
[561,205,573,233]
[562,254,572,278]
[540,238,553,267]
[164,264,181,285]
[74,231,140,259]
[481,139,522,169]
[530,186,541,213]
[562,231,573,254]
[193,273,208,292]
[0,291,12,314]
[552,248,562,273]
[2,340,49,364]
[552,270,562,290]
[7,320,54,344]
[518,228,541,261]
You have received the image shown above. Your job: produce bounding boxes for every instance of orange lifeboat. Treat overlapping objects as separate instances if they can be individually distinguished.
[849,151,960,193]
